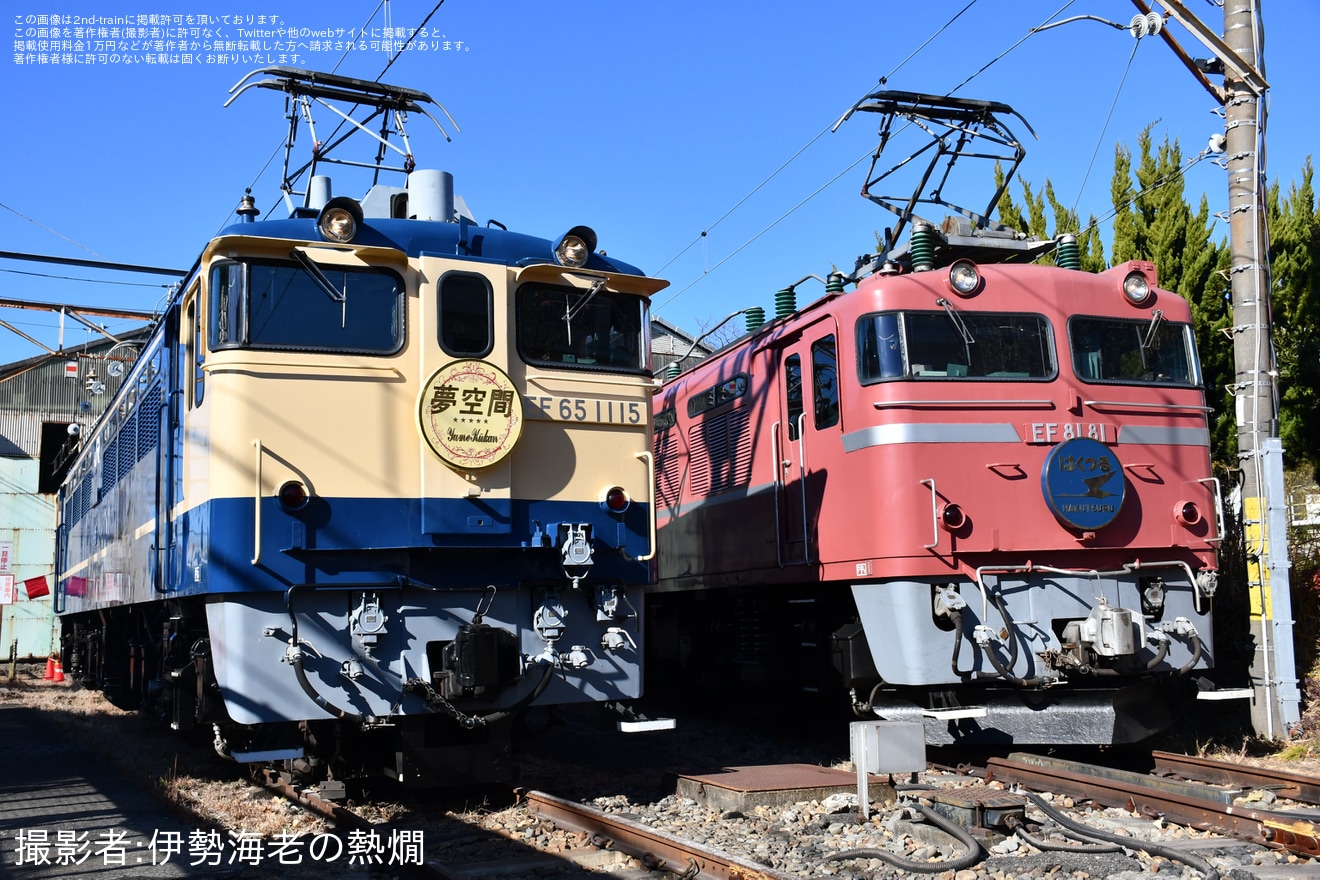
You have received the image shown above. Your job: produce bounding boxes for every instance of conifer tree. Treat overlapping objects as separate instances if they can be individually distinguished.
[1109,128,1234,463]
[1268,160,1320,475]
[993,165,1105,270]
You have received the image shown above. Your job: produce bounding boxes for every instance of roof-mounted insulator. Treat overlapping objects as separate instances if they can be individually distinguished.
[744,306,765,333]
[665,361,682,380]
[911,222,936,272]
[1055,234,1081,271]
[826,273,846,295]
[775,288,797,319]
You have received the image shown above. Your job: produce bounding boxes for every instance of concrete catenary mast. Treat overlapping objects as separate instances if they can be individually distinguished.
[1139,0,1298,739]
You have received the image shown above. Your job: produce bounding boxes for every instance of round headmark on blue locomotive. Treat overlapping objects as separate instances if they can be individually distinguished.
[418,360,523,469]
[1041,437,1126,530]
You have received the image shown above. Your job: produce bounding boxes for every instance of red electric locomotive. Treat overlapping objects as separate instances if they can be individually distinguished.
[648,93,1220,744]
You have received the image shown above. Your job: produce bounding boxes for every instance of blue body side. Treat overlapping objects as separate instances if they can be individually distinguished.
[60,481,651,609]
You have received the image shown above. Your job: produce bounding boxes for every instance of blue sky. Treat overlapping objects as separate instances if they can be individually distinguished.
[2,1,1315,361]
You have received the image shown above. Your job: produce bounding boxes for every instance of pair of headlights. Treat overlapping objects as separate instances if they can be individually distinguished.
[315,198,598,270]
[944,258,1156,308]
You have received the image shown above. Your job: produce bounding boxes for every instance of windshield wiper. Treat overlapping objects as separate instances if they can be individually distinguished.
[1141,309,1165,350]
[291,249,346,304]
[563,279,606,324]
[936,297,975,367]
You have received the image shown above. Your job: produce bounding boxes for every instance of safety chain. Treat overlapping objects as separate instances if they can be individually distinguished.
[402,677,487,729]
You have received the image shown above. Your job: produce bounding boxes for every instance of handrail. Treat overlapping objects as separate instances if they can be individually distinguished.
[771,421,784,568]
[974,559,1202,620]
[796,414,809,565]
[874,398,1054,409]
[153,392,171,593]
[203,361,401,374]
[1083,398,1213,412]
[634,451,656,562]
[1198,476,1225,546]
[920,478,940,550]
[525,372,658,390]
[252,439,263,565]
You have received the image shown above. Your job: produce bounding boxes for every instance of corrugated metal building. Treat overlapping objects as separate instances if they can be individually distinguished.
[0,333,148,658]
[651,315,713,376]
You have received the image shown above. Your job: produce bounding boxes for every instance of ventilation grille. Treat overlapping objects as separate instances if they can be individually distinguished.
[687,406,752,496]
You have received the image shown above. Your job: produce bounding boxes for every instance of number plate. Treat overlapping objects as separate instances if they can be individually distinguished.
[524,396,646,426]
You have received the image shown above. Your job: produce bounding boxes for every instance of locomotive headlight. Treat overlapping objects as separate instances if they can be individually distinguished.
[317,197,364,243]
[601,485,631,514]
[946,260,981,296]
[1121,271,1152,306]
[277,480,310,512]
[553,225,598,268]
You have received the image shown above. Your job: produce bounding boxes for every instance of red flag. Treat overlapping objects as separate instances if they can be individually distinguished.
[24,576,50,599]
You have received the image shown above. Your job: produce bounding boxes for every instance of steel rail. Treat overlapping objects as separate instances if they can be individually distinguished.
[986,754,1320,858]
[260,769,456,879]
[1152,750,1320,805]
[525,788,802,880]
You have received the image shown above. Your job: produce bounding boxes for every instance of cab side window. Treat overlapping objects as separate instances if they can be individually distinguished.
[439,274,493,357]
[812,336,838,429]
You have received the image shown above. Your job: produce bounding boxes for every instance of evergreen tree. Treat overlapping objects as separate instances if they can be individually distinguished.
[1269,160,1320,474]
[993,165,1104,270]
[1109,128,1234,464]
[991,138,1320,475]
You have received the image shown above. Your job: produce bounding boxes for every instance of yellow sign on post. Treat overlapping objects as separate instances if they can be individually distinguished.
[1244,495,1270,618]
[417,360,523,470]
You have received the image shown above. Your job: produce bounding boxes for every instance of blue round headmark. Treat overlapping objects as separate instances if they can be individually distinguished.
[1041,437,1125,530]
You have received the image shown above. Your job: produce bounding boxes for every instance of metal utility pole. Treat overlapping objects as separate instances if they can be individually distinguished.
[1137,0,1298,739]
[1221,0,1299,741]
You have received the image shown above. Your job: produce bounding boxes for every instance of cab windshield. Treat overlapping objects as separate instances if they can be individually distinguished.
[209,258,404,354]
[516,283,650,375]
[1069,315,1199,386]
[857,310,1055,382]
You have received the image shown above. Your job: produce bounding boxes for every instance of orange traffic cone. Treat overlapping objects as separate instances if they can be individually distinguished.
[52,661,64,683]
[44,656,55,680]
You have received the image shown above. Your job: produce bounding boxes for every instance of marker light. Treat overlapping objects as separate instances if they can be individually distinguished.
[939,502,966,531]
[554,226,598,268]
[317,197,364,243]
[1121,271,1152,306]
[947,260,981,296]
[601,486,630,513]
[1174,500,1202,527]
[278,480,310,512]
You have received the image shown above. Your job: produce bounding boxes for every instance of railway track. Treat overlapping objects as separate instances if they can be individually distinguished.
[986,751,1320,858]
[261,746,1320,880]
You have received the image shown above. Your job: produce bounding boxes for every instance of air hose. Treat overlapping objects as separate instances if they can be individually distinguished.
[1023,793,1219,880]
[821,801,985,874]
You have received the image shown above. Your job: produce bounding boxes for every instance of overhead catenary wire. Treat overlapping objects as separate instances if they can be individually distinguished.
[653,147,874,312]
[0,268,175,290]
[0,201,103,259]
[657,0,1089,317]
[1070,149,1214,239]
[652,0,984,279]
[1070,37,1144,218]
